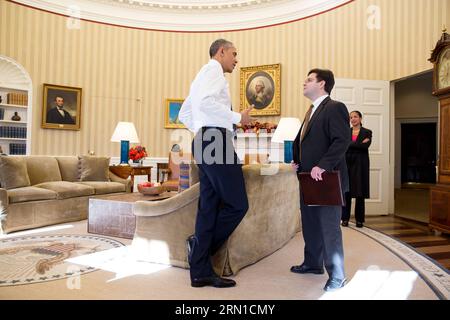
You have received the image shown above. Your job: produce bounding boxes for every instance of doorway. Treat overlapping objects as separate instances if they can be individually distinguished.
[401,123,437,184]
[394,71,439,223]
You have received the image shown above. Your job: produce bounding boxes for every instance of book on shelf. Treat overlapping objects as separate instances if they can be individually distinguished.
[6,92,28,106]
[9,143,26,155]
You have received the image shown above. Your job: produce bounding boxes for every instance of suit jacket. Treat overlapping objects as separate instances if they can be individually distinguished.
[346,126,372,198]
[46,107,75,124]
[293,96,351,193]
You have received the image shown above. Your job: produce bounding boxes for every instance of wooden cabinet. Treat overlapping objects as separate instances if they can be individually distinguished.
[429,30,450,233]
[430,184,450,233]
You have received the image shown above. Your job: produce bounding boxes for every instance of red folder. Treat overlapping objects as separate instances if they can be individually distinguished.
[298,171,344,206]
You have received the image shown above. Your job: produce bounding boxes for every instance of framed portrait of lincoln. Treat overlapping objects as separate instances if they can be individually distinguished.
[42,84,82,130]
[240,64,281,116]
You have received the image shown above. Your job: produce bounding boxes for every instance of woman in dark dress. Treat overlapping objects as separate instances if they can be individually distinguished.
[341,111,372,228]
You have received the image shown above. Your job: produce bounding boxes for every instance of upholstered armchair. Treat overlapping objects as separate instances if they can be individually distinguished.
[132,163,300,276]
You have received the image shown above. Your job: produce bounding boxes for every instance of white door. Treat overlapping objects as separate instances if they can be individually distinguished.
[331,79,390,215]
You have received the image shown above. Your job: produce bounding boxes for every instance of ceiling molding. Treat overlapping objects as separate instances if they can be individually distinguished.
[11,0,353,32]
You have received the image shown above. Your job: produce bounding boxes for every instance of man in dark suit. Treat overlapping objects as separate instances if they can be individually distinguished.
[46,96,75,124]
[291,68,350,292]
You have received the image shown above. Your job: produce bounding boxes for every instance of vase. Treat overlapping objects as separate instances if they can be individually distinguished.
[133,159,143,166]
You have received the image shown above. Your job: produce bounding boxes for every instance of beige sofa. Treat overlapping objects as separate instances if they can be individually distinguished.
[132,163,300,276]
[0,155,132,235]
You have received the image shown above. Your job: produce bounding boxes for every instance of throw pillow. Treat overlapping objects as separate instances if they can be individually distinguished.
[56,156,80,182]
[78,156,110,181]
[178,161,199,192]
[178,162,190,192]
[0,156,31,189]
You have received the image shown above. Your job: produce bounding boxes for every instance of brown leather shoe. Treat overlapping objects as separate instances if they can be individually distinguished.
[290,264,324,274]
[191,275,236,288]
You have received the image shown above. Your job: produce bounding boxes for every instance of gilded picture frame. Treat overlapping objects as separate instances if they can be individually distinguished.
[165,99,186,129]
[240,64,281,116]
[42,83,82,130]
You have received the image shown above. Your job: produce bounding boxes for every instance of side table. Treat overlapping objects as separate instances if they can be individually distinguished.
[109,165,152,192]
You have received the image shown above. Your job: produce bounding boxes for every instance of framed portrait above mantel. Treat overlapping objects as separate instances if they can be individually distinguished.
[42,84,82,130]
[240,64,281,116]
[165,98,186,129]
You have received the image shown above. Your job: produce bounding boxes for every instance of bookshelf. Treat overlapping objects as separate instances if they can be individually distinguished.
[0,55,33,156]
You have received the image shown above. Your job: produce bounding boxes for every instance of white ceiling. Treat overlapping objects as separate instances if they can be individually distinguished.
[15,0,352,31]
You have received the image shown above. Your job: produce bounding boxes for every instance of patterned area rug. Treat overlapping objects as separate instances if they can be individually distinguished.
[350,223,450,300]
[0,234,124,286]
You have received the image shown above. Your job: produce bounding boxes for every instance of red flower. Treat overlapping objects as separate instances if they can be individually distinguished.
[129,146,148,160]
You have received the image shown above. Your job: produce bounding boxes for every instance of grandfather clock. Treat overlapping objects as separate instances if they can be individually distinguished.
[429,28,450,234]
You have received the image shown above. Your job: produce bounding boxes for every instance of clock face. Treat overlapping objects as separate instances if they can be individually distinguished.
[438,47,450,90]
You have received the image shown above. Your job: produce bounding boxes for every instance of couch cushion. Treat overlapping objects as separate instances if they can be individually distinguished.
[8,186,57,203]
[35,181,94,199]
[26,156,62,185]
[79,156,110,181]
[0,156,31,190]
[56,156,80,182]
[76,181,125,195]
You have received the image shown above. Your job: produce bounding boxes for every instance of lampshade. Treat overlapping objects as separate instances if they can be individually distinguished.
[110,122,140,143]
[271,118,302,143]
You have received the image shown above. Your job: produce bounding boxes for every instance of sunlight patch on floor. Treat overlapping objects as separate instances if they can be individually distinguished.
[66,245,171,282]
[0,224,75,239]
[319,265,418,300]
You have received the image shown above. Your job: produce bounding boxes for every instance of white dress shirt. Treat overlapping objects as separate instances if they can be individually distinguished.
[310,94,329,119]
[179,59,241,133]
[57,107,65,117]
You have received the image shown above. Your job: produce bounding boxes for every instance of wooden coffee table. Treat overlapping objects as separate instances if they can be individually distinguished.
[88,192,175,239]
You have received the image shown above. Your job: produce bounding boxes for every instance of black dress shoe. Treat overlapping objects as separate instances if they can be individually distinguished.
[186,235,196,263]
[290,264,324,274]
[324,278,346,292]
[356,222,364,228]
[191,275,236,288]
[341,220,349,227]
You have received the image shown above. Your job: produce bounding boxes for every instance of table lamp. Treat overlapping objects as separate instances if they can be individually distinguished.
[271,117,302,163]
[111,122,140,164]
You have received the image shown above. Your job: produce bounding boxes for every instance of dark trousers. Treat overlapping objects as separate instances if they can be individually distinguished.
[341,192,365,223]
[300,194,345,280]
[189,127,249,280]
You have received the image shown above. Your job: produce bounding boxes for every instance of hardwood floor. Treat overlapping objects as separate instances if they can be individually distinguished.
[363,215,450,271]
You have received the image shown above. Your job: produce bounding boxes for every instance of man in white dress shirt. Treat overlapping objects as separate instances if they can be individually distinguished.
[179,39,253,288]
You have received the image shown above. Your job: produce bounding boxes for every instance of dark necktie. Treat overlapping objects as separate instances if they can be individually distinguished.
[299,104,314,160]
[300,104,314,141]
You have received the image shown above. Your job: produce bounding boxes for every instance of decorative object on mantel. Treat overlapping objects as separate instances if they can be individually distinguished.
[236,121,277,134]
[129,145,147,165]
[11,112,21,121]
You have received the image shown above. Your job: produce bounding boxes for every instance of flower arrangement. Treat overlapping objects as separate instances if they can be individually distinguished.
[129,145,148,161]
